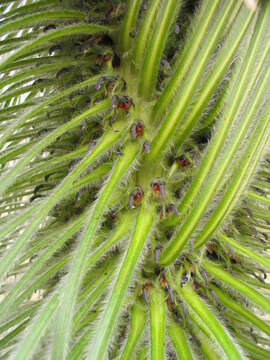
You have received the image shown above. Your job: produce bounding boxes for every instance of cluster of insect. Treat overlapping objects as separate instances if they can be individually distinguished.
[135,243,245,330]
[136,253,212,320]
[103,89,204,317]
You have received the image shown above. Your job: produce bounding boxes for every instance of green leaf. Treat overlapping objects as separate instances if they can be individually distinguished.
[0,99,110,194]
[89,202,155,360]
[179,284,242,360]
[219,233,270,271]
[149,287,165,360]
[73,270,114,333]
[66,329,92,360]
[136,347,148,360]
[0,214,86,321]
[237,336,270,359]
[2,0,58,18]
[0,59,86,89]
[194,105,270,250]
[167,320,193,360]
[173,0,268,149]
[52,142,139,360]
[160,67,270,265]
[0,24,112,71]
[0,127,120,284]
[203,261,270,314]
[132,0,162,69]
[152,0,221,119]
[0,79,54,104]
[119,0,142,53]
[0,74,106,151]
[212,285,270,337]
[121,302,146,360]
[0,10,85,35]
[171,1,270,223]
[0,321,28,353]
[138,0,182,99]
[247,191,270,205]
[85,212,133,274]
[12,294,59,360]
[0,203,40,241]
[148,1,251,161]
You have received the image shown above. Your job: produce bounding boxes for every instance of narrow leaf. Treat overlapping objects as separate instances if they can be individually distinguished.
[152,0,221,119]
[89,202,155,360]
[12,294,59,360]
[213,285,270,337]
[52,142,139,360]
[219,233,270,271]
[0,99,110,194]
[0,10,85,35]
[179,284,242,360]
[138,0,182,98]
[119,0,142,53]
[132,0,162,68]
[149,287,165,360]
[121,302,146,360]
[0,24,112,71]
[167,320,193,360]
[203,261,270,313]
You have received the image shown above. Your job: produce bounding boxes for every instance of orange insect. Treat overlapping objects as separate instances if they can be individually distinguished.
[176,155,190,168]
[129,186,143,209]
[143,282,151,303]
